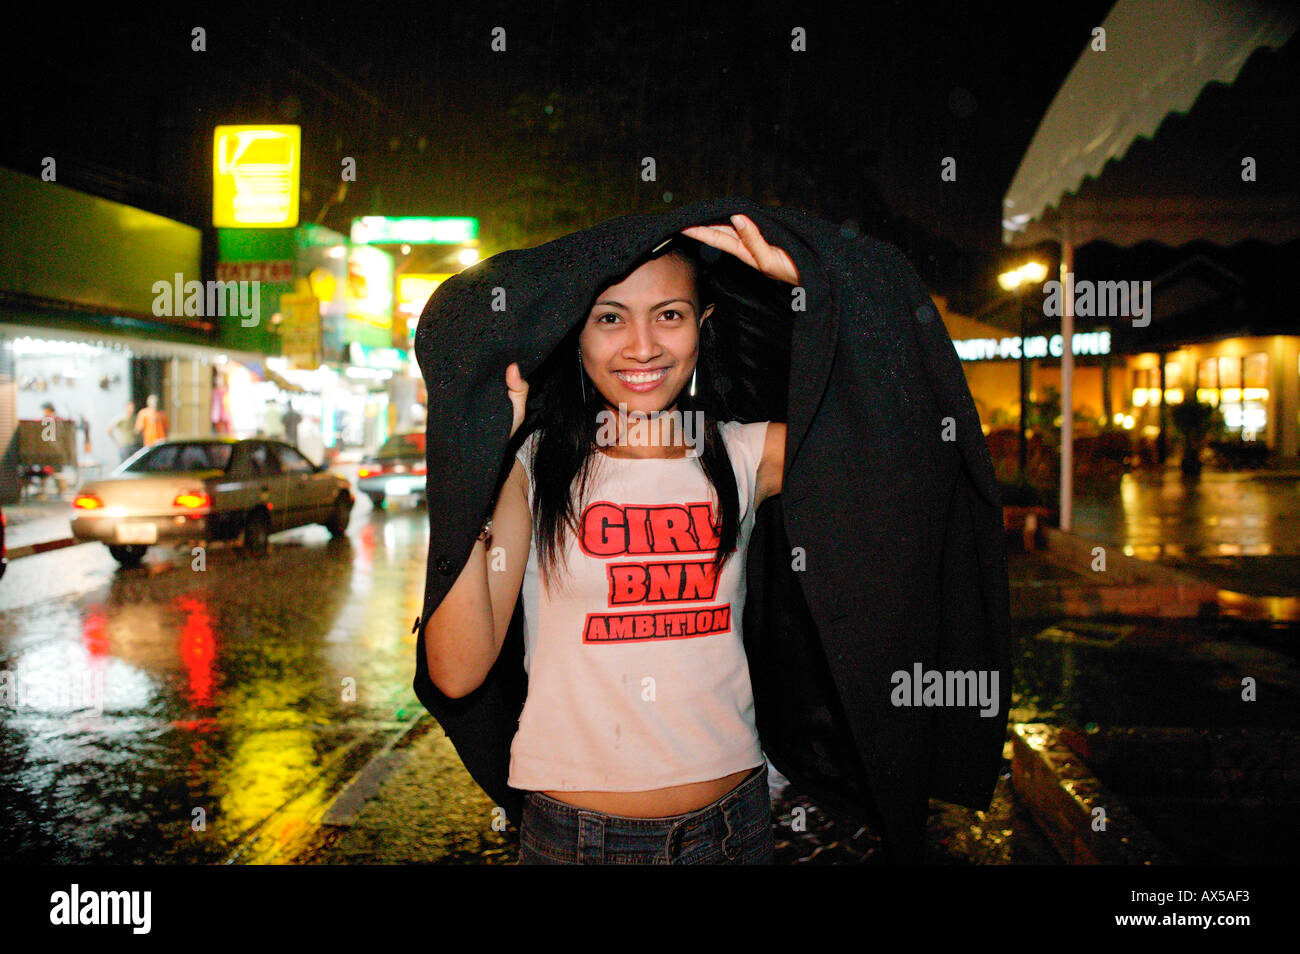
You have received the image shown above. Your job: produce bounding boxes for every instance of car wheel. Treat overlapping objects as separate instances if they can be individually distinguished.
[367,492,385,509]
[108,544,148,567]
[324,494,351,538]
[243,508,271,556]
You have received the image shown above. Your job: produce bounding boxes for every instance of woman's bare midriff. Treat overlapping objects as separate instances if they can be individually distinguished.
[540,766,758,817]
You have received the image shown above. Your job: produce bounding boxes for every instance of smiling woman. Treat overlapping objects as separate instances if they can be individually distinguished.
[520,234,788,608]
[421,225,799,864]
[580,256,715,414]
[414,197,1013,868]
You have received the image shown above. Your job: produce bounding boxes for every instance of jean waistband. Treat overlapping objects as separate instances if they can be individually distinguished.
[524,761,767,827]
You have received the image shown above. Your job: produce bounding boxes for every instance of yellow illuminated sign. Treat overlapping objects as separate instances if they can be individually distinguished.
[396,274,451,318]
[308,267,338,303]
[213,125,300,227]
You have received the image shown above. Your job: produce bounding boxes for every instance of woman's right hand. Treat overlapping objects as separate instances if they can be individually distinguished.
[506,362,529,438]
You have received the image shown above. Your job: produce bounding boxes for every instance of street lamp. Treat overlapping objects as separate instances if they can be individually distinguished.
[997,261,1048,481]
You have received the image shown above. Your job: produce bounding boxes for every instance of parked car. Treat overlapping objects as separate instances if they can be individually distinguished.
[70,437,353,566]
[356,432,426,509]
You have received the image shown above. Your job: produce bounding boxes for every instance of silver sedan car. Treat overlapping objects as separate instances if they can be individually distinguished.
[71,437,354,566]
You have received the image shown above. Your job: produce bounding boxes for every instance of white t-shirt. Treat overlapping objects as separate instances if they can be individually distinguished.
[507,420,770,792]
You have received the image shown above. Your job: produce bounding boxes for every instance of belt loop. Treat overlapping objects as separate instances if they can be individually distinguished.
[666,820,686,863]
[719,764,762,861]
[577,812,604,864]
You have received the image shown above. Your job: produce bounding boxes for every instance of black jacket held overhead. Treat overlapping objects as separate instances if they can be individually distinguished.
[412,196,1012,863]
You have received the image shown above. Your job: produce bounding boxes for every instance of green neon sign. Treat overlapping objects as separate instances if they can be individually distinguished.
[350,216,479,245]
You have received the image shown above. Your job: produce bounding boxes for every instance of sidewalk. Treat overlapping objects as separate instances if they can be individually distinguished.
[293,717,1060,865]
[2,497,80,557]
[1072,465,1300,602]
[293,520,1300,865]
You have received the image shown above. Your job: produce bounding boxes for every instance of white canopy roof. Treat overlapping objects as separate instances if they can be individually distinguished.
[1002,0,1297,247]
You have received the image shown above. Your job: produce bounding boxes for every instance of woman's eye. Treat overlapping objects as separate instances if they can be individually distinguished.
[659,310,682,321]
[595,313,620,324]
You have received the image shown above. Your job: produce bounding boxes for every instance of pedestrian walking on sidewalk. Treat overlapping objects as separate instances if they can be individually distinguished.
[135,394,168,447]
[110,400,138,463]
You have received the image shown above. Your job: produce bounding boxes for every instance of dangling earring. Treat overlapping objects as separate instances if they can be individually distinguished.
[577,346,587,402]
[689,364,697,398]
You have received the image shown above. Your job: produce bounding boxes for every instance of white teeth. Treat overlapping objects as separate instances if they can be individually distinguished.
[616,369,668,383]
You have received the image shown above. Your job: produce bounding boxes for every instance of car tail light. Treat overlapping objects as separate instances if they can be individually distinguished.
[358,465,376,478]
[173,491,211,509]
[74,494,104,510]
[413,463,427,475]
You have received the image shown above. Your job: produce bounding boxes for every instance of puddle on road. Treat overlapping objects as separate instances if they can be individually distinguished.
[0,520,431,863]
[1011,617,1300,731]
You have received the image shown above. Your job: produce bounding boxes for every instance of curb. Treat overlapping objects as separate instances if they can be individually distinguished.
[320,713,434,827]
[6,537,83,559]
[222,716,424,865]
[1010,723,1174,865]
[1035,527,1300,620]
[1042,527,1219,588]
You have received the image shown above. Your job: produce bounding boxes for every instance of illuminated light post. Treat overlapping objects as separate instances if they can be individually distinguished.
[997,260,1048,481]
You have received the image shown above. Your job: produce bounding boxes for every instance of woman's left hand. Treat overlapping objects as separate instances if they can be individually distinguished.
[681,214,800,285]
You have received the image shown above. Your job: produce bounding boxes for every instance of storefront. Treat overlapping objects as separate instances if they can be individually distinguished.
[216,222,401,458]
[264,358,389,464]
[1125,336,1300,456]
[943,306,1121,435]
[0,322,268,480]
[942,298,1300,462]
[0,165,271,501]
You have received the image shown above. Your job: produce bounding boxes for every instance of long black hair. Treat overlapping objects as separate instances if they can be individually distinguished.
[511,233,792,593]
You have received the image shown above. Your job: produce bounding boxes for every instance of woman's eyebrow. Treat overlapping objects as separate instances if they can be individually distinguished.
[592,297,694,311]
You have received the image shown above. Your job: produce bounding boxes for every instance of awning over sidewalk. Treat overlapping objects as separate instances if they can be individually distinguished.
[1017,194,1300,249]
[0,319,265,365]
[1002,0,1298,248]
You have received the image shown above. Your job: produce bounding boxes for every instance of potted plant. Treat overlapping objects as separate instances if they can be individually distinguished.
[1169,399,1223,476]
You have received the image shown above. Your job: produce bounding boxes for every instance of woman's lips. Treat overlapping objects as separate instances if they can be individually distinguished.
[612,367,670,392]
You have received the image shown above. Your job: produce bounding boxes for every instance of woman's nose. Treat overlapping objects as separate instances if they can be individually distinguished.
[623,321,662,360]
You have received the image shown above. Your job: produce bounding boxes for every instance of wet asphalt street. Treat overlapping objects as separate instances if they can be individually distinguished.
[1,493,1057,866]
[0,495,431,864]
[5,475,1298,864]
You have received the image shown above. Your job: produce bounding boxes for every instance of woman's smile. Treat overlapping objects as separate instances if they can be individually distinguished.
[611,366,672,391]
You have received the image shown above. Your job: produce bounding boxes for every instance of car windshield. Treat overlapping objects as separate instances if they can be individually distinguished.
[125,442,233,473]
[376,434,424,459]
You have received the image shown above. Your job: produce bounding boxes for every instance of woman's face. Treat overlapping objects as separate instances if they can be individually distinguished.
[579,253,714,417]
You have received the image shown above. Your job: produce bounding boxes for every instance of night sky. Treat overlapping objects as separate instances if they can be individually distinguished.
[4,1,1123,307]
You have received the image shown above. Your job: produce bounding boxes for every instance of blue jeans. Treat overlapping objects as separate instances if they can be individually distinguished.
[517,762,775,865]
